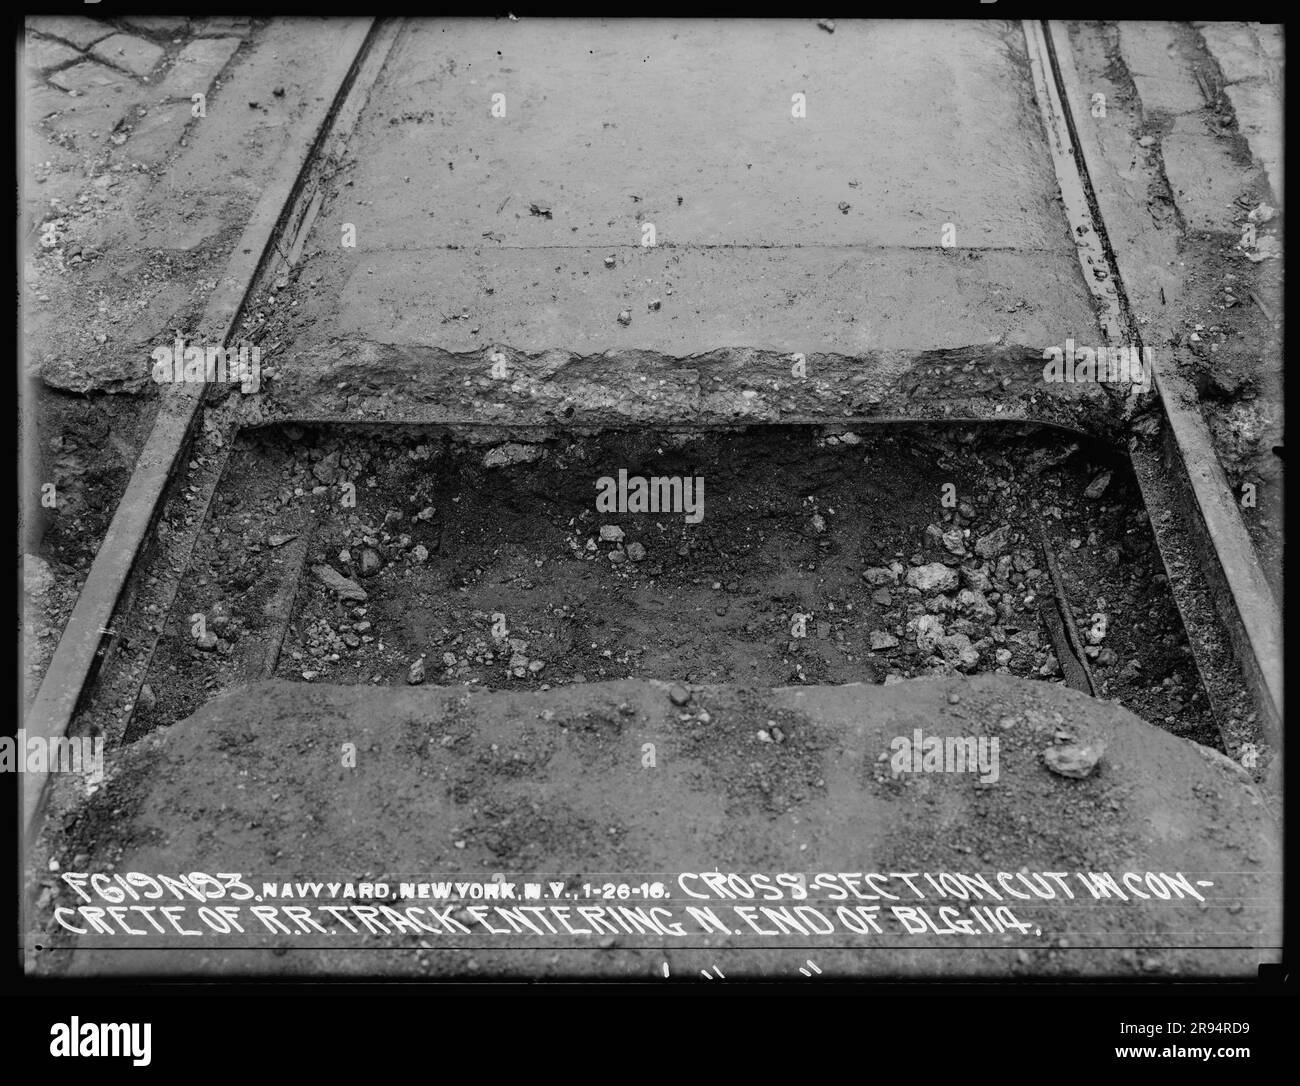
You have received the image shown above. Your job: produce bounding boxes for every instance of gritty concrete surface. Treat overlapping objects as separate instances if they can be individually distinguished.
[1194,22,1283,198]
[89,33,166,79]
[31,675,1279,978]
[1159,114,1256,233]
[268,18,1099,365]
[31,16,114,50]
[1117,22,1205,116]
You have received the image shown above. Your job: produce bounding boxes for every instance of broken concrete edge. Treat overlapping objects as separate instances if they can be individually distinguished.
[248,340,1141,444]
[1044,21,1282,749]
[21,19,382,846]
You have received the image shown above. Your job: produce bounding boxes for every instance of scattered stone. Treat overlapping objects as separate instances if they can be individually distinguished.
[907,614,945,652]
[411,544,429,563]
[974,525,1010,559]
[938,633,980,670]
[809,513,826,534]
[871,588,892,606]
[941,528,965,555]
[906,563,959,593]
[837,201,851,214]
[268,532,297,548]
[23,554,55,596]
[667,683,691,706]
[529,201,552,218]
[869,630,898,650]
[957,588,996,620]
[1097,646,1118,667]
[1043,741,1105,780]
[962,566,992,592]
[863,566,896,586]
[648,298,662,311]
[817,18,836,33]
[757,729,773,742]
[627,542,646,562]
[617,309,632,326]
[312,565,367,601]
[311,452,340,484]
[359,548,383,577]
[483,443,542,468]
[1084,471,1112,500]
[599,525,625,542]
[603,255,616,268]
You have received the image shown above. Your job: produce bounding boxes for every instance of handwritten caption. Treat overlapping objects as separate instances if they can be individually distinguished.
[48,869,1213,943]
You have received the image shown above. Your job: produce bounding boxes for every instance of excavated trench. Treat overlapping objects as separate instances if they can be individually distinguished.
[124,422,1216,749]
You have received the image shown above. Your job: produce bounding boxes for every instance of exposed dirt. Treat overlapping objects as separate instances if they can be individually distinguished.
[19,16,340,698]
[128,424,1218,752]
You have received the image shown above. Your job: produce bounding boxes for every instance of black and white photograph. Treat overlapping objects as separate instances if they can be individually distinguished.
[12,6,1287,1050]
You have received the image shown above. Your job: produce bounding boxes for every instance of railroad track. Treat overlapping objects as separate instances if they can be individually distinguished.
[21,15,1281,859]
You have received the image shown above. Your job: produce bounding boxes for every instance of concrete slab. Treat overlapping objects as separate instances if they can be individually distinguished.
[1224,80,1282,198]
[1158,114,1253,233]
[49,60,138,98]
[154,38,244,101]
[25,16,114,50]
[1198,22,1275,85]
[25,37,82,74]
[1118,22,1204,116]
[121,102,195,168]
[303,247,1095,355]
[269,18,1100,364]
[35,676,1278,977]
[90,34,166,80]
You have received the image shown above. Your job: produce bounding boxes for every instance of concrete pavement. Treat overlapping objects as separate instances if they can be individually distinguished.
[273,18,1099,359]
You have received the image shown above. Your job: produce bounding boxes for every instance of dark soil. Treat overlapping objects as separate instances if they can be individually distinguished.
[127,423,1217,749]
